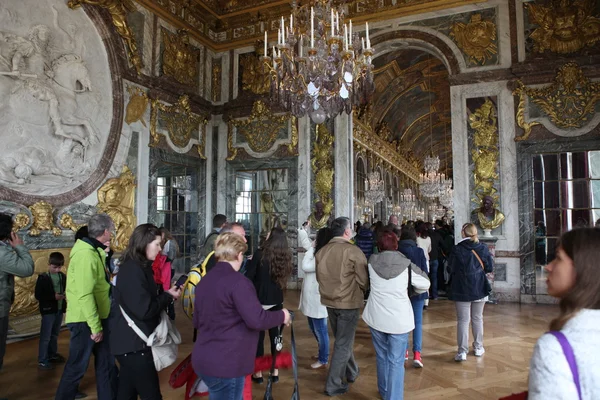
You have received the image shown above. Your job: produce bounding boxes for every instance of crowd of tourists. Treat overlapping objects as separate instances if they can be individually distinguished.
[0,211,598,400]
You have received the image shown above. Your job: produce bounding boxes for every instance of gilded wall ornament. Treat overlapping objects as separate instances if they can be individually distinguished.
[311,124,334,217]
[28,201,61,236]
[513,62,600,140]
[125,86,149,127]
[150,95,208,156]
[239,52,270,95]
[67,0,143,74]
[59,214,82,232]
[469,99,500,203]
[97,166,136,252]
[162,29,199,86]
[212,60,222,102]
[227,100,297,159]
[450,14,497,65]
[526,0,600,54]
[12,213,30,232]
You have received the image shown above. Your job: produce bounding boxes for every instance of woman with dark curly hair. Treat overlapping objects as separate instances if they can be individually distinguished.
[250,227,293,383]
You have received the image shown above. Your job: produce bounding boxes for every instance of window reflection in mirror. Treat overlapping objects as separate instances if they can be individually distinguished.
[533,150,600,294]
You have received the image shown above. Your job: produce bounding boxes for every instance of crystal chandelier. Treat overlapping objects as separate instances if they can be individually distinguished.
[261,0,375,123]
[365,171,385,206]
[420,155,445,199]
[428,202,446,221]
[439,185,454,208]
[399,188,416,214]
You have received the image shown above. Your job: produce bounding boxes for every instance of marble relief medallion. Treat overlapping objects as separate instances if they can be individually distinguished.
[0,0,114,198]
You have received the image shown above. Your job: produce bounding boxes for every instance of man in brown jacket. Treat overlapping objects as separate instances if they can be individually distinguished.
[316,217,369,396]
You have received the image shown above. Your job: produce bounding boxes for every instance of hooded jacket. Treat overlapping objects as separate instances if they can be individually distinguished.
[362,251,430,334]
[0,241,34,318]
[447,238,493,302]
[65,238,111,334]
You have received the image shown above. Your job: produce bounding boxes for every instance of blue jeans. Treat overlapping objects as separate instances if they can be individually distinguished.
[38,311,63,363]
[410,298,425,352]
[369,328,408,400]
[199,374,245,400]
[429,259,439,298]
[307,317,329,364]
[55,320,117,400]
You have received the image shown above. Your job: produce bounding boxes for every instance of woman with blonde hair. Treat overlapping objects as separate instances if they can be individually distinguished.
[447,223,493,362]
[192,232,291,400]
[528,228,600,399]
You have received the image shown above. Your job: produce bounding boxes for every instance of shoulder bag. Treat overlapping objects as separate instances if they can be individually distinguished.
[471,250,493,294]
[119,306,182,371]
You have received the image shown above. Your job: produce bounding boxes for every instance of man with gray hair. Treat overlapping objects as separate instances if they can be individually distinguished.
[202,222,247,275]
[56,214,117,400]
[316,217,369,396]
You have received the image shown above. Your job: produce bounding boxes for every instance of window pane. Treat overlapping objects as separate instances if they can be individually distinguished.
[589,151,600,179]
[559,180,590,209]
[543,210,561,236]
[534,182,559,209]
[541,154,559,181]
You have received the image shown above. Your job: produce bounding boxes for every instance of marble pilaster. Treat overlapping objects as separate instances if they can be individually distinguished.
[334,113,354,220]
[216,115,228,215]
[297,116,312,279]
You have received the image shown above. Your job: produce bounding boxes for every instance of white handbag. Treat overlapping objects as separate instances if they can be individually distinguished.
[119,306,182,371]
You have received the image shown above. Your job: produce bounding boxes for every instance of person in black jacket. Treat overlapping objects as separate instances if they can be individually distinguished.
[250,227,292,383]
[110,224,181,400]
[35,252,67,369]
[426,222,444,300]
[447,223,493,362]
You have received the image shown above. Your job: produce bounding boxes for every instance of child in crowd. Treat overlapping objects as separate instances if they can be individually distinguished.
[34,252,67,370]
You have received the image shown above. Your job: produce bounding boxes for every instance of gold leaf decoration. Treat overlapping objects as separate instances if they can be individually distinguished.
[28,201,61,237]
[162,29,199,86]
[450,14,497,65]
[125,86,149,127]
[469,99,499,202]
[311,124,334,217]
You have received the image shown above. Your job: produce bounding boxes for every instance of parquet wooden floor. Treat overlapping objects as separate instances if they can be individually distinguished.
[0,291,557,400]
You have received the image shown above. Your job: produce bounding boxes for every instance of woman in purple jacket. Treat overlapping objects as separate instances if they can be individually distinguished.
[192,232,292,400]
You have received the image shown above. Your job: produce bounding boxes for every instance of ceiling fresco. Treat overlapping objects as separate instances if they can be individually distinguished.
[134,0,481,50]
[372,49,452,176]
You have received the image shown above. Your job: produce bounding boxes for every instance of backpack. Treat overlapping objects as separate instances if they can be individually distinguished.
[181,251,214,320]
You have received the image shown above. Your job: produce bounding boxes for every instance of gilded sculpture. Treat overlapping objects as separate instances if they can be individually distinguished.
[526,0,600,54]
[67,0,143,74]
[28,201,62,236]
[227,100,296,159]
[212,60,222,102]
[59,213,81,232]
[513,62,600,140]
[311,124,334,219]
[125,86,149,127]
[469,99,503,232]
[239,42,270,95]
[12,213,30,232]
[450,14,498,65]
[162,29,199,86]
[150,95,207,156]
[97,166,136,252]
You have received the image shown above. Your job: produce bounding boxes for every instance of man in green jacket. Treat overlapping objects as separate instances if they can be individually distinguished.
[55,213,117,400]
[0,213,34,373]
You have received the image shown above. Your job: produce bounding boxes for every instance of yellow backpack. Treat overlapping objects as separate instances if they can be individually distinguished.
[181,251,213,319]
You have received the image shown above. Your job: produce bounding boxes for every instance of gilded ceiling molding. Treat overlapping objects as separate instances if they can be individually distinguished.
[353,118,421,184]
[311,124,335,216]
[68,0,143,74]
[162,29,200,86]
[449,13,497,65]
[149,95,208,157]
[469,99,499,203]
[513,62,600,140]
[526,0,600,54]
[97,166,136,252]
[125,86,150,127]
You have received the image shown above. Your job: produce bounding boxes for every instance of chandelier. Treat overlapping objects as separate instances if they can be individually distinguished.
[428,202,446,221]
[261,0,375,123]
[439,185,454,208]
[399,188,416,214]
[365,171,385,206]
[420,155,445,199]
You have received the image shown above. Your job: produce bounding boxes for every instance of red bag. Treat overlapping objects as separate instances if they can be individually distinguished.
[499,392,527,400]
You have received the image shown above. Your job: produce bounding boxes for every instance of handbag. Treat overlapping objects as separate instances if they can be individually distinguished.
[263,312,300,400]
[471,250,493,294]
[498,331,582,400]
[407,265,420,298]
[119,306,182,371]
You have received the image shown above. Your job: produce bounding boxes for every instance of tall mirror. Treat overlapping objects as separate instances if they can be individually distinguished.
[533,150,600,294]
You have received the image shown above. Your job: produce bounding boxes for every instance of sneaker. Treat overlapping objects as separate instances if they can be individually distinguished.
[474,347,485,357]
[454,352,467,362]
[311,361,327,369]
[405,350,409,361]
[38,361,54,370]
[49,354,66,363]
[413,351,423,368]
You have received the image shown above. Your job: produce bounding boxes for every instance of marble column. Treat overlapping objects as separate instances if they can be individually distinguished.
[297,116,312,279]
[215,115,228,216]
[204,121,214,237]
[334,113,354,221]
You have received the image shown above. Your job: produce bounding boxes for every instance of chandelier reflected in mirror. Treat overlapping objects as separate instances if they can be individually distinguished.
[399,188,416,215]
[365,171,385,206]
[261,0,375,123]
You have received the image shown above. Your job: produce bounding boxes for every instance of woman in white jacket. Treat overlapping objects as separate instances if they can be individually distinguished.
[528,228,600,400]
[299,227,334,369]
[363,230,430,400]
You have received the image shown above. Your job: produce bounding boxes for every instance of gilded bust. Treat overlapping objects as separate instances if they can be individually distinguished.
[308,201,332,230]
[476,195,505,232]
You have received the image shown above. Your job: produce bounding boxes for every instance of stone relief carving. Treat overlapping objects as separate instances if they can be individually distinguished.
[28,200,62,236]
[0,1,113,196]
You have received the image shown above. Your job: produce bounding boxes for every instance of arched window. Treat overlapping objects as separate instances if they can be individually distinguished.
[355,157,366,203]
